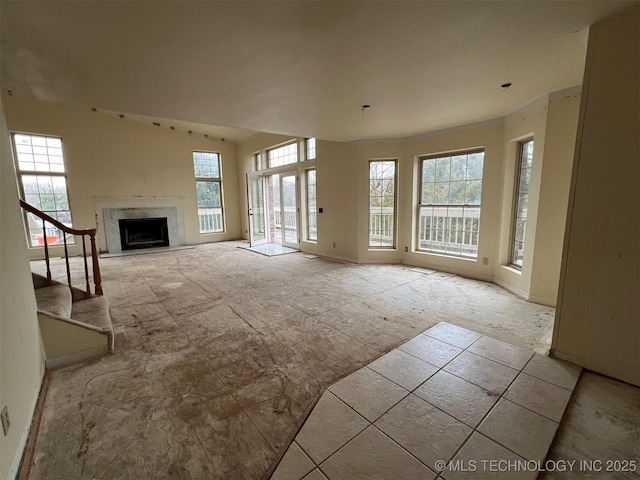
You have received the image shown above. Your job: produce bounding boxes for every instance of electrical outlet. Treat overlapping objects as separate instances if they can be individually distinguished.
[1,406,9,436]
[332,242,336,248]
[404,246,408,253]
[482,257,489,265]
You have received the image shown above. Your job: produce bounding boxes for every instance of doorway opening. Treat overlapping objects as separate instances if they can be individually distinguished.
[268,173,298,248]
[247,171,299,252]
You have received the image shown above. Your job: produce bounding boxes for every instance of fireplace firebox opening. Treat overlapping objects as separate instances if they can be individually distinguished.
[119,217,169,250]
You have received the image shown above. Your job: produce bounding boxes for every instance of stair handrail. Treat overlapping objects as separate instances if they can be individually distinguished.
[20,200,103,297]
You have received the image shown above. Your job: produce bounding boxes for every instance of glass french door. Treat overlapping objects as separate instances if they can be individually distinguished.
[246,173,267,246]
[279,172,299,249]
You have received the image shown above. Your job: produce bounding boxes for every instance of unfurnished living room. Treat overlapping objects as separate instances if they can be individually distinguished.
[0,2,638,480]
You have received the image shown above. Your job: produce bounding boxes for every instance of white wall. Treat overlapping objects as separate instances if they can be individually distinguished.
[529,91,581,305]
[398,121,505,280]
[350,95,578,299]
[553,5,640,386]
[235,93,580,306]
[0,97,46,479]
[354,139,404,265]
[3,95,243,258]
[494,98,549,296]
[314,140,359,261]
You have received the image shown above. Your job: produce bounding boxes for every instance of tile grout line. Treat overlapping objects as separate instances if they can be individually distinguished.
[315,329,520,479]
[435,344,575,477]
[294,390,372,469]
[293,326,485,478]
[349,329,573,478]
[274,323,578,480]
[372,331,496,477]
[433,365,529,475]
[296,329,491,478]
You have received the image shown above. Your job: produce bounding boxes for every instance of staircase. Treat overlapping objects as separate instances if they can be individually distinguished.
[22,200,114,368]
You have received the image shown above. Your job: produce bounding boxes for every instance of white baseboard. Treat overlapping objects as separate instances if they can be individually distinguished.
[317,252,357,264]
[399,260,493,283]
[493,277,528,300]
[8,363,45,480]
[549,348,584,368]
[493,278,557,307]
[527,294,557,307]
[46,345,111,369]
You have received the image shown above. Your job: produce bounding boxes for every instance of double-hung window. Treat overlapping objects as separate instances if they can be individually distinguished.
[193,151,224,233]
[13,133,74,247]
[511,139,533,267]
[417,150,484,258]
[369,160,397,248]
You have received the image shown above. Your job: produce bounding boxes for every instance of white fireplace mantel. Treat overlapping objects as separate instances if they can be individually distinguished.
[93,196,186,253]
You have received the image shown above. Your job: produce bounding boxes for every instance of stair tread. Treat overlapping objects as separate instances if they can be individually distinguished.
[35,285,72,319]
[71,295,112,333]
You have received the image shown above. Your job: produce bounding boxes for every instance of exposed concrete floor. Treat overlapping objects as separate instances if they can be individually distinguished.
[26,242,638,479]
[541,371,640,480]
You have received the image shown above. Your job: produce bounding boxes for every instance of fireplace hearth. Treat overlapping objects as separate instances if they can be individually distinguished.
[119,217,169,250]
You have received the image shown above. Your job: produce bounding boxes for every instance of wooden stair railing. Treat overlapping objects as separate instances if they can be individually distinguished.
[20,200,103,298]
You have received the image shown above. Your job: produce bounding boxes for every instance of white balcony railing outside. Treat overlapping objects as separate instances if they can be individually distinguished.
[369,210,395,247]
[273,208,297,230]
[198,208,224,233]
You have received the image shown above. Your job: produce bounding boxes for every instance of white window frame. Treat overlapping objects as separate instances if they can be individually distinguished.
[416,149,484,258]
[510,139,533,268]
[254,152,263,171]
[368,159,398,249]
[12,132,75,248]
[305,168,317,241]
[305,138,316,161]
[193,151,225,234]
[267,141,298,169]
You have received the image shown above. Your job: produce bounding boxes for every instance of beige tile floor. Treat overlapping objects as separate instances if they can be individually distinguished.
[272,322,581,480]
[25,242,639,479]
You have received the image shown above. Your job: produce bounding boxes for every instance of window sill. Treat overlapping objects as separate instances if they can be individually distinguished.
[368,248,398,253]
[501,264,523,275]
[411,250,478,262]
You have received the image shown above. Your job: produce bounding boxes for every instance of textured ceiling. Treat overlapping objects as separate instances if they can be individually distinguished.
[0,1,633,142]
